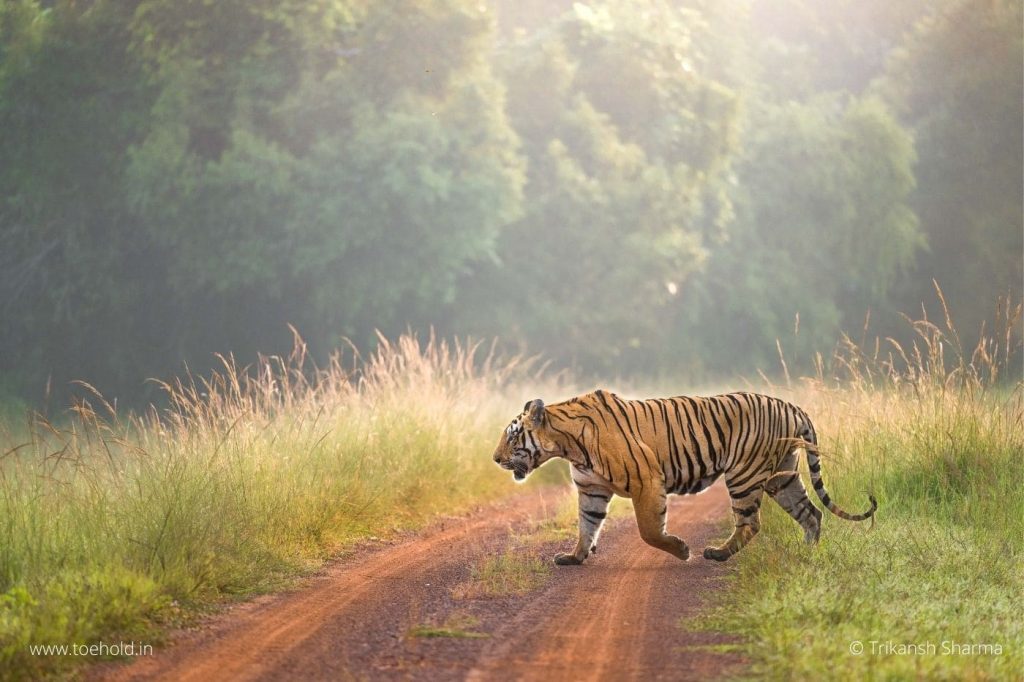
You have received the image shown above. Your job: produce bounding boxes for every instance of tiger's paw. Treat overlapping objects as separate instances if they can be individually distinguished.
[553,552,583,566]
[703,546,731,562]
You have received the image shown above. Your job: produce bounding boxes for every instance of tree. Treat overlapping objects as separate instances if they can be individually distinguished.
[456,1,739,373]
[675,95,923,375]
[878,0,1023,340]
[128,0,523,354]
[747,0,941,99]
[0,0,524,402]
[0,0,156,399]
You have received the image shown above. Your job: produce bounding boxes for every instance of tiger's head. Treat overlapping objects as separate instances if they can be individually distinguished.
[492,398,556,481]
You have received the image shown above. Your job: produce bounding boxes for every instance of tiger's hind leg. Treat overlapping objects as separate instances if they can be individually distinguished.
[703,471,765,562]
[765,451,822,544]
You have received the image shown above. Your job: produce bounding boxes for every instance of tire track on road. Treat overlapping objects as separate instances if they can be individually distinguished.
[100,490,562,682]
[99,484,744,681]
[468,483,744,681]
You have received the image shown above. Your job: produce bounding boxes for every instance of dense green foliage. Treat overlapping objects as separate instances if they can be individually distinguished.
[1,0,1020,403]
[459,2,739,371]
[678,95,921,373]
[879,0,1024,338]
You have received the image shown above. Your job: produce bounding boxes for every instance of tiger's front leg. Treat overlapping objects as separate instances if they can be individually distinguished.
[634,488,690,561]
[554,486,612,565]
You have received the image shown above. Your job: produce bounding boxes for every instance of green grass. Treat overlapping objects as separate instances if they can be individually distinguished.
[408,626,488,639]
[3,294,1018,680]
[409,612,489,639]
[514,489,634,548]
[692,300,1023,680]
[451,489,633,599]
[453,548,551,599]
[408,626,489,639]
[0,335,554,680]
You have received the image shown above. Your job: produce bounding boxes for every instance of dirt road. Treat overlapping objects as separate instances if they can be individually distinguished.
[101,484,744,681]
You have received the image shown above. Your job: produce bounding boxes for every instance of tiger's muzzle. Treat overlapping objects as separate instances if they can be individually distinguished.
[493,451,530,481]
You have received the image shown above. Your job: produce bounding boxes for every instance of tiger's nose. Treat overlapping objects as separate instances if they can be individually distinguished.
[493,452,502,463]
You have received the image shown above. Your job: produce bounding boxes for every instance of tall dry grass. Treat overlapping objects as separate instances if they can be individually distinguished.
[700,291,1023,680]
[0,331,554,679]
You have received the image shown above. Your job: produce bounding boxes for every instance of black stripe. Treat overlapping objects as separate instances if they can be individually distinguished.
[716,397,741,467]
[735,394,759,464]
[656,399,681,488]
[729,458,765,490]
[549,420,595,471]
[627,400,642,435]
[573,415,600,471]
[724,394,746,465]
[573,401,618,485]
[751,394,766,453]
[687,397,719,470]
[597,391,644,490]
[705,399,729,465]
[644,400,658,437]
[730,478,766,500]
[672,399,697,485]
[772,473,799,491]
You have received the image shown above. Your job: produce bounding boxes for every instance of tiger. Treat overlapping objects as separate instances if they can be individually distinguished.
[491,390,876,564]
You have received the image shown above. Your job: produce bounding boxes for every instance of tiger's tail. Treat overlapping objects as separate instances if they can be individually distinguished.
[799,416,877,524]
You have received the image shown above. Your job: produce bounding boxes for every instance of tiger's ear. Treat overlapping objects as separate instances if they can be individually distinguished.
[526,398,545,426]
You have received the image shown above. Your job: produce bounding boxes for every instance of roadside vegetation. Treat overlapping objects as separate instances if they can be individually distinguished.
[451,496,573,600]
[453,488,636,600]
[694,295,1023,680]
[515,492,636,547]
[0,334,556,679]
[409,613,489,640]
[453,550,551,600]
[2,294,1018,681]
